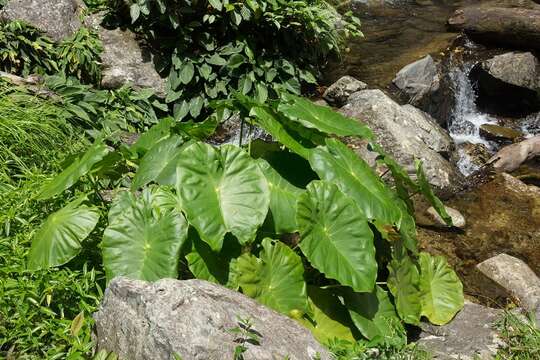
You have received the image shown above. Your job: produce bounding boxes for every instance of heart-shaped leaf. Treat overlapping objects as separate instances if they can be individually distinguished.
[257,159,304,234]
[37,140,109,200]
[28,197,99,270]
[235,238,307,315]
[102,187,188,282]
[419,252,464,325]
[279,93,373,139]
[309,139,402,227]
[174,142,269,251]
[387,255,422,325]
[343,286,406,347]
[297,180,377,292]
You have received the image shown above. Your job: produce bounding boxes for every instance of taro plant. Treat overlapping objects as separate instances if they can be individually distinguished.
[30,94,463,347]
[109,0,361,120]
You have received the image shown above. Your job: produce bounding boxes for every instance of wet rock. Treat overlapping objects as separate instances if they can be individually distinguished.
[477,254,540,320]
[342,89,461,192]
[99,28,166,95]
[418,301,504,360]
[489,135,540,172]
[470,52,540,116]
[454,142,491,168]
[207,114,270,146]
[0,0,85,41]
[323,76,367,107]
[479,124,523,143]
[448,7,540,51]
[393,55,440,107]
[482,52,540,91]
[417,206,466,229]
[94,277,330,360]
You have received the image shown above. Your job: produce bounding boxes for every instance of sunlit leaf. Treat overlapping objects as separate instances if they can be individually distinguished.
[297,181,377,292]
[28,197,99,270]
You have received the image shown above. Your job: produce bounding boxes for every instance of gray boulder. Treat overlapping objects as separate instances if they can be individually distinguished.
[482,52,540,91]
[489,135,540,172]
[477,253,540,321]
[99,28,166,95]
[417,206,466,229]
[393,55,440,106]
[93,277,330,360]
[0,0,85,41]
[418,301,504,360]
[323,75,367,107]
[341,90,461,192]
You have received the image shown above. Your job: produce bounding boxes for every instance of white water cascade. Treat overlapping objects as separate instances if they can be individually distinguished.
[447,64,497,175]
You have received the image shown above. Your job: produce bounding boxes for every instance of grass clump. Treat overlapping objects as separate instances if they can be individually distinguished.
[495,312,540,360]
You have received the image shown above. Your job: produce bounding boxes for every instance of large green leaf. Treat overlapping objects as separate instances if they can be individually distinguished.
[130,117,175,155]
[27,197,99,270]
[279,93,373,139]
[250,106,310,159]
[415,160,452,226]
[309,139,402,228]
[131,135,185,190]
[297,181,377,292]
[297,286,357,344]
[256,159,304,234]
[174,142,269,251]
[387,255,422,325]
[419,252,464,325]
[342,286,406,347]
[102,187,188,282]
[236,238,307,315]
[37,140,109,200]
[186,231,240,289]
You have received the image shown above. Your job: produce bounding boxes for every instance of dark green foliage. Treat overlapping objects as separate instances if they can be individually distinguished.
[108,0,361,119]
[0,21,102,84]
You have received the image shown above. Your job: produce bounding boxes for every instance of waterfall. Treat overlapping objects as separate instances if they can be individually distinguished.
[448,64,497,175]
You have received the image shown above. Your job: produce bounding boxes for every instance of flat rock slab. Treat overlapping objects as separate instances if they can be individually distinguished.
[418,301,504,359]
[93,277,330,360]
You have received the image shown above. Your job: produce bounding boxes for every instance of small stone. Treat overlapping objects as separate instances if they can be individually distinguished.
[479,124,523,143]
[426,206,466,229]
[418,301,504,360]
[323,76,367,107]
[477,253,540,321]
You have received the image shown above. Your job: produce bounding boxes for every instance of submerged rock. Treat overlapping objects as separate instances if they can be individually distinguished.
[323,75,367,107]
[341,89,460,192]
[418,301,504,360]
[93,277,330,360]
[0,0,85,41]
[99,28,166,95]
[479,124,523,143]
[477,253,540,321]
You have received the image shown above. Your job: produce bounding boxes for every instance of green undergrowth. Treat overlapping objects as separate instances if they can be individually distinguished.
[495,312,540,360]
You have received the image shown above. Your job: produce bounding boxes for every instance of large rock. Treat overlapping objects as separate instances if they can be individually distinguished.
[418,301,504,360]
[470,52,540,116]
[448,7,540,51]
[477,253,540,320]
[99,28,166,95]
[392,55,440,108]
[323,75,367,107]
[482,52,540,91]
[0,0,85,41]
[489,135,540,172]
[341,90,460,192]
[93,277,330,360]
